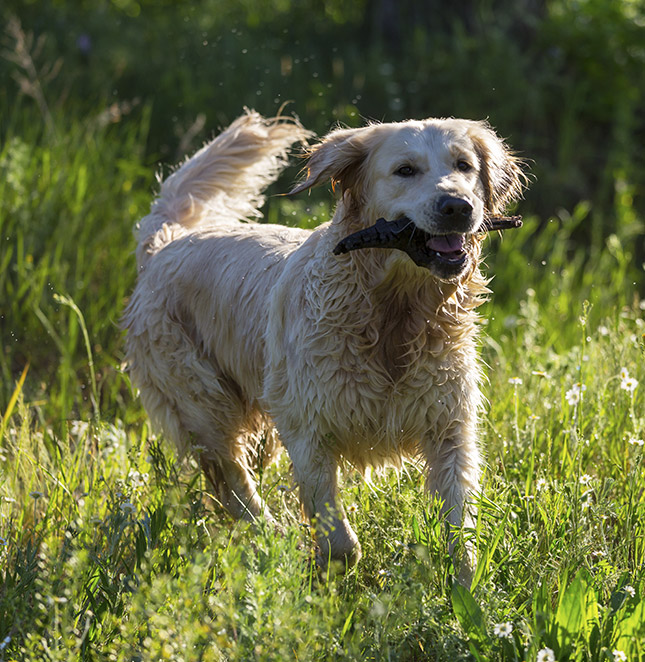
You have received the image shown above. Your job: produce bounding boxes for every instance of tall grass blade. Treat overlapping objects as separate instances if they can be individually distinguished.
[0,361,29,439]
[53,293,99,419]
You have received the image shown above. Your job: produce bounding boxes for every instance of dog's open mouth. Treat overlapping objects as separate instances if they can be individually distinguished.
[425,234,467,265]
[333,215,522,274]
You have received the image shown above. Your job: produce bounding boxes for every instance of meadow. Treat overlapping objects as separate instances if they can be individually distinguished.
[1,2,645,660]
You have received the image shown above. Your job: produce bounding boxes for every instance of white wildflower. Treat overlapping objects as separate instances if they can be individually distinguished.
[598,325,610,336]
[493,622,513,639]
[620,367,630,381]
[531,370,551,379]
[128,470,148,490]
[579,474,593,486]
[612,650,627,661]
[628,437,644,447]
[536,478,547,491]
[537,647,556,662]
[120,502,136,515]
[624,584,636,598]
[620,377,638,393]
[69,420,89,439]
[566,383,586,405]
[508,377,523,385]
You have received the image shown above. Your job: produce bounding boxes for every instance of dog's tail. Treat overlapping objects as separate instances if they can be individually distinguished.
[136,110,311,263]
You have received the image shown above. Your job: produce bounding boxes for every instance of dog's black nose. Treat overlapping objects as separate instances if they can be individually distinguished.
[437,196,473,221]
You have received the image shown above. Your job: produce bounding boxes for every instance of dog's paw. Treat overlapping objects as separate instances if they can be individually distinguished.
[316,542,362,575]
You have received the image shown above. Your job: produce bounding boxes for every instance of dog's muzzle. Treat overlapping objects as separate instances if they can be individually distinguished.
[437,195,474,228]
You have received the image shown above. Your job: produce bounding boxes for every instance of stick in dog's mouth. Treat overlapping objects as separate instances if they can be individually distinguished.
[332,215,522,270]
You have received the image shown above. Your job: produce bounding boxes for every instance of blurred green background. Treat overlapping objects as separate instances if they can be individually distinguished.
[1,0,644,423]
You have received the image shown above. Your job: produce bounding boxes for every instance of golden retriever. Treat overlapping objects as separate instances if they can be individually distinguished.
[123,110,524,580]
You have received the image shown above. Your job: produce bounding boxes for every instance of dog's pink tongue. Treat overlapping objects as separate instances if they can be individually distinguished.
[427,234,465,253]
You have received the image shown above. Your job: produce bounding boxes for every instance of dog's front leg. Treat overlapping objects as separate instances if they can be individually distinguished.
[290,442,362,569]
[423,427,481,585]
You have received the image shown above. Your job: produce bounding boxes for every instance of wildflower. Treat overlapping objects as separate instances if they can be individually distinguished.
[120,502,136,515]
[598,325,610,336]
[531,370,550,379]
[537,647,556,662]
[624,585,636,598]
[620,377,638,393]
[579,474,593,486]
[628,437,644,447]
[508,377,523,385]
[566,383,586,405]
[536,478,547,491]
[0,536,7,545]
[612,650,627,661]
[128,470,149,490]
[276,484,291,493]
[69,420,89,438]
[347,503,359,514]
[0,635,11,650]
[493,622,513,639]
[30,491,44,499]
[565,389,579,405]
[620,367,630,381]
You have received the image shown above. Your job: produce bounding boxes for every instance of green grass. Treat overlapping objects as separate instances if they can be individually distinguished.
[1,94,645,662]
[1,304,643,660]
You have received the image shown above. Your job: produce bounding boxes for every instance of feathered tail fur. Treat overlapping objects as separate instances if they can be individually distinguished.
[135,110,312,268]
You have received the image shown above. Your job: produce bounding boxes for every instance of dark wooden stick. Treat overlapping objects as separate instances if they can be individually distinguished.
[479,215,523,232]
[333,215,523,256]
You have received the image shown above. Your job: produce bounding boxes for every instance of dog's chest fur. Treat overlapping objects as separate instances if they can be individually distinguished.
[265,251,482,466]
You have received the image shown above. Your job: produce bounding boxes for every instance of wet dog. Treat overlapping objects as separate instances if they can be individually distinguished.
[123,111,524,580]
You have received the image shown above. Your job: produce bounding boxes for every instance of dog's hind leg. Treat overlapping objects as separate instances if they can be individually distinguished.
[199,450,273,522]
[125,322,275,524]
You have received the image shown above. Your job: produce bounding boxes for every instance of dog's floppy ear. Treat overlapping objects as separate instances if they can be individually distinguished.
[290,125,377,196]
[469,122,526,215]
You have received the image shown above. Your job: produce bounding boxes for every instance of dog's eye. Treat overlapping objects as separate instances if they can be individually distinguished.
[456,160,472,173]
[395,165,416,177]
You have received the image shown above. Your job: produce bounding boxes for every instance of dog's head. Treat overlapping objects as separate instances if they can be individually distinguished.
[292,118,525,282]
